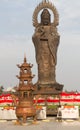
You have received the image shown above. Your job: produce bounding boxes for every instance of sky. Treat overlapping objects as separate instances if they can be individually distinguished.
[0,0,80,91]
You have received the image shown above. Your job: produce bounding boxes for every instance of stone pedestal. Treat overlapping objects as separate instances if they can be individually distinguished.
[33,82,63,115]
[33,82,63,95]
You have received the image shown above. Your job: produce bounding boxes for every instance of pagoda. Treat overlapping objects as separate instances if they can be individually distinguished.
[16,56,36,123]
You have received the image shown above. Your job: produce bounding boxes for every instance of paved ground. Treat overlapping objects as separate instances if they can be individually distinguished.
[0,118,80,130]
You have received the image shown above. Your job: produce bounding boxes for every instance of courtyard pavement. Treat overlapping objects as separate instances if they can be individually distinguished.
[0,117,80,130]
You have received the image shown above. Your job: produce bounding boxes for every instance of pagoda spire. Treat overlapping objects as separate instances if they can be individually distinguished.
[24,53,27,63]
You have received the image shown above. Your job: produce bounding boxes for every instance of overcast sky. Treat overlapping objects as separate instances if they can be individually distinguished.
[0,0,80,91]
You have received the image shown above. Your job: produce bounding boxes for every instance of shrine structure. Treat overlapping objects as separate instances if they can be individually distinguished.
[16,56,36,123]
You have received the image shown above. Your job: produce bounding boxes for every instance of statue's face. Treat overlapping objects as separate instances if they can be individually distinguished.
[42,17,50,25]
[41,9,51,25]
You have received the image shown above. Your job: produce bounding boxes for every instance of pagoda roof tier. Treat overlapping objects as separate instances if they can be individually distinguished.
[18,84,35,91]
[16,74,35,79]
[17,63,33,68]
[17,56,33,68]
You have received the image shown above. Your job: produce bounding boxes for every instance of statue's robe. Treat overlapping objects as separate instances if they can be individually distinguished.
[32,25,59,85]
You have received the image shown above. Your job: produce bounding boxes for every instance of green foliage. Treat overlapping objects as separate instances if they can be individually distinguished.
[47,105,58,109]
[0,86,4,95]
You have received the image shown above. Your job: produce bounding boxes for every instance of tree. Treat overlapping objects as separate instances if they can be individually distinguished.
[0,86,4,95]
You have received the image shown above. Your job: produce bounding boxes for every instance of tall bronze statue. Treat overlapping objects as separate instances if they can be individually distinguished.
[32,0,63,93]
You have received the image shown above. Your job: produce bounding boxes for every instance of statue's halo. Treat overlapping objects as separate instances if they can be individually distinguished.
[32,1,59,27]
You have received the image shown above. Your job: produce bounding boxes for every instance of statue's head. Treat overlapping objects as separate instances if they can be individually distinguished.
[41,8,51,25]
